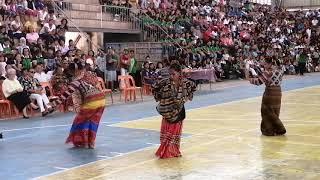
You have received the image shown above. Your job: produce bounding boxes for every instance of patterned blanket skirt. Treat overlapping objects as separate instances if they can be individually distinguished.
[66,93,106,148]
[156,108,185,159]
[261,86,286,136]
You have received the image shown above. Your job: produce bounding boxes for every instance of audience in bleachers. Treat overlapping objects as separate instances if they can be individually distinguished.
[137,1,320,80]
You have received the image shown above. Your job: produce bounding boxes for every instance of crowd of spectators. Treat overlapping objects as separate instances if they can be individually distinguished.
[137,0,320,82]
[0,0,109,118]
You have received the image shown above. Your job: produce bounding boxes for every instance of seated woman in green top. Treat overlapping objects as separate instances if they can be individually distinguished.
[22,48,32,70]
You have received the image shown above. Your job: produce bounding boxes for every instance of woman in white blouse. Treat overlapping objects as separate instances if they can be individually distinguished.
[2,68,31,118]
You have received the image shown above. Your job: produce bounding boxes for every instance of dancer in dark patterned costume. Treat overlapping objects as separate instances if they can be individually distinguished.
[152,63,196,158]
[248,57,286,136]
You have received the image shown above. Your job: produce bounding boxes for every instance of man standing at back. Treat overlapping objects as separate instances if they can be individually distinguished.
[129,50,138,84]
[106,47,118,91]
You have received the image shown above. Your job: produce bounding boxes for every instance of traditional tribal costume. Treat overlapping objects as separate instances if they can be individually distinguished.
[152,78,196,158]
[249,65,286,136]
[53,75,106,148]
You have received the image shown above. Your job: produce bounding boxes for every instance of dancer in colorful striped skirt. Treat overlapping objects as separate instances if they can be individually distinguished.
[248,57,286,136]
[53,62,106,148]
[152,63,197,158]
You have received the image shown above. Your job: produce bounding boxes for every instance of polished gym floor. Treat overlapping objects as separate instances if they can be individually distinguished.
[1,73,320,180]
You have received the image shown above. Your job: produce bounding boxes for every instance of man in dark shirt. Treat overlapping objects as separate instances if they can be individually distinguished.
[106,47,118,90]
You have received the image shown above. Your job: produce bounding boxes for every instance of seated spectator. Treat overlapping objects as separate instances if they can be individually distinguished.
[39,18,56,38]
[155,62,163,74]
[8,53,23,73]
[19,68,54,116]
[2,68,32,118]
[45,48,57,71]
[24,15,38,30]
[2,38,12,55]
[190,60,200,69]
[57,18,68,33]
[26,27,39,44]
[0,54,6,79]
[149,62,157,80]
[38,5,48,23]
[10,15,24,39]
[21,47,32,69]
[156,61,170,79]
[17,37,30,54]
[141,61,154,85]
[33,64,52,82]
[45,9,57,22]
[34,48,44,65]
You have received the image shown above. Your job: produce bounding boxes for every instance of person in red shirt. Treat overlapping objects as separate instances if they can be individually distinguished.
[120,49,130,75]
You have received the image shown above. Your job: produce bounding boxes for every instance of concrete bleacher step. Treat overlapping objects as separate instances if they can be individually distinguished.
[64,10,116,21]
[64,0,100,5]
[70,4,101,12]
[69,19,140,33]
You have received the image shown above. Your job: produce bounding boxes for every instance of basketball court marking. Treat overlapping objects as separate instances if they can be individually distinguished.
[36,85,320,180]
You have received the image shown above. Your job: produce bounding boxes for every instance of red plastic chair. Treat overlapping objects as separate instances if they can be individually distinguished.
[0,82,12,118]
[118,75,143,102]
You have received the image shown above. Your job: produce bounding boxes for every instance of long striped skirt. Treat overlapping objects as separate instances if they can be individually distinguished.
[155,119,183,159]
[66,95,106,148]
[261,86,286,136]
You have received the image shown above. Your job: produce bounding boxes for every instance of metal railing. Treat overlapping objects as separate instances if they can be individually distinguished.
[52,2,142,30]
[51,0,183,54]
